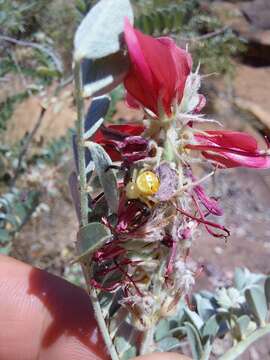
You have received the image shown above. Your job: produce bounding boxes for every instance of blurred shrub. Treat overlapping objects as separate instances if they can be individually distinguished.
[0,0,49,36]
[134,0,245,75]
[0,189,40,255]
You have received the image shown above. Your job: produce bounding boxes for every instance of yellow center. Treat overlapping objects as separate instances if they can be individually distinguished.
[136,171,160,196]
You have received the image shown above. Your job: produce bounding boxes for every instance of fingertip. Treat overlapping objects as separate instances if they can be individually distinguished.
[134,352,191,360]
[0,255,107,360]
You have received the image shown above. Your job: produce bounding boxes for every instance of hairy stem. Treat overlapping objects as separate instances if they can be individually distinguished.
[219,324,270,360]
[74,62,88,227]
[74,60,119,360]
[140,326,155,355]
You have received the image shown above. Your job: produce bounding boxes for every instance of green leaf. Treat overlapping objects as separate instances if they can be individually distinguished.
[0,229,11,243]
[74,0,133,61]
[76,222,111,260]
[155,319,170,342]
[245,286,268,326]
[75,0,87,14]
[184,308,204,331]
[184,322,203,360]
[86,142,119,213]
[202,314,220,340]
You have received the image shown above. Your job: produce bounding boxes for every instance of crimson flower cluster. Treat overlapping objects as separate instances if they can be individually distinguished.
[89,19,270,329]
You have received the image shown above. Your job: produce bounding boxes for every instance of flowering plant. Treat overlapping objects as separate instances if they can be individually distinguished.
[71,1,270,359]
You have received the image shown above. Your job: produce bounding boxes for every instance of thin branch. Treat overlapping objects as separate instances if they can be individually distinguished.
[9,50,32,97]
[179,26,229,43]
[11,106,46,187]
[0,34,63,73]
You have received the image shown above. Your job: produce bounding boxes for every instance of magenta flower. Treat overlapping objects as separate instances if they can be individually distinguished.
[187,130,270,169]
[124,19,192,117]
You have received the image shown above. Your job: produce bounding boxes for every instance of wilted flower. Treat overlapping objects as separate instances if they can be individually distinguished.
[155,162,179,201]
[93,123,145,161]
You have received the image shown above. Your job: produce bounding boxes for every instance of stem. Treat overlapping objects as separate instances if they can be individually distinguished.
[163,128,175,162]
[140,327,154,355]
[74,61,89,227]
[11,107,46,187]
[74,60,119,360]
[219,324,270,360]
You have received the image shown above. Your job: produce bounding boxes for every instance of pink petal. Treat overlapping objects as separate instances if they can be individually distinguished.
[194,94,206,113]
[124,19,191,116]
[125,91,141,109]
[202,150,270,169]
[196,131,258,152]
[159,37,192,105]
[124,19,159,114]
[124,18,153,87]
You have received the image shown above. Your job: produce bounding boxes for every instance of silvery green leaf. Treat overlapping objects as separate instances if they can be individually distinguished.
[72,134,93,174]
[75,222,111,260]
[216,287,245,310]
[0,245,11,255]
[155,319,170,342]
[202,339,213,360]
[184,308,204,331]
[199,290,215,300]
[194,294,215,322]
[74,0,133,60]
[99,291,121,319]
[157,336,181,352]
[115,336,136,360]
[202,314,220,339]
[82,52,129,97]
[0,229,11,243]
[184,322,203,360]
[86,142,119,213]
[245,286,268,325]
[265,276,270,308]
[234,267,265,292]
[84,95,110,139]
[88,195,109,223]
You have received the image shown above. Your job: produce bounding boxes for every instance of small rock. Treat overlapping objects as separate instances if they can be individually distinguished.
[214,246,224,255]
[242,0,270,30]
[212,2,270,66]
